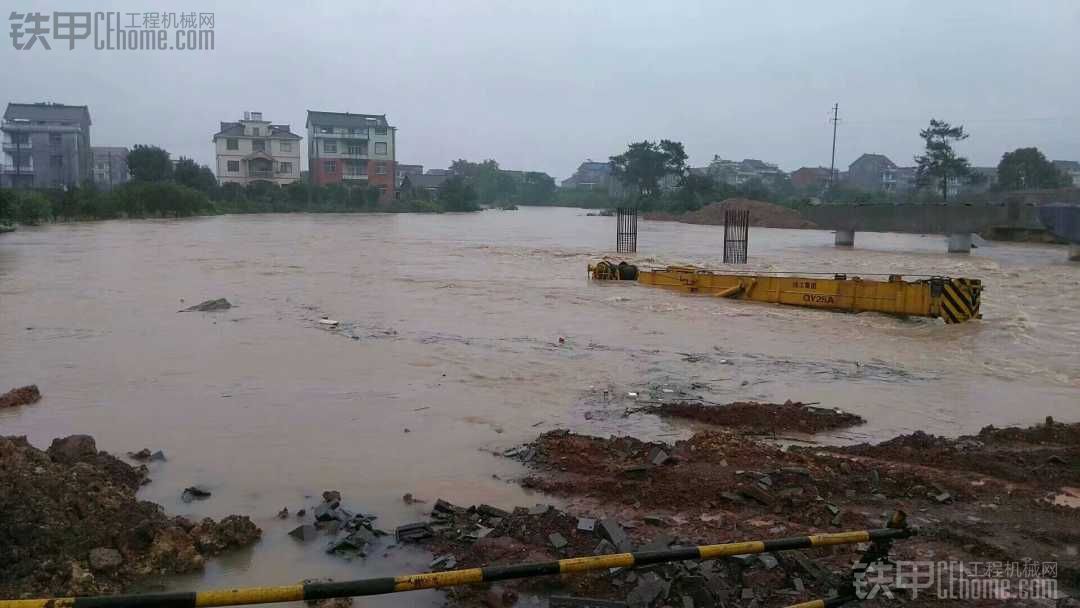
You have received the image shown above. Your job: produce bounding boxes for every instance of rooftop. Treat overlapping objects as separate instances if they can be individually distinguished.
[306,110,391,129]
[4,102,91,125]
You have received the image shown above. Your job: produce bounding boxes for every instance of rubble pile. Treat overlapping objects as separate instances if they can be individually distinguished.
[389,495,854,608]
[287,491,389,558]
[0,435,261,598]
[642,400,865,434]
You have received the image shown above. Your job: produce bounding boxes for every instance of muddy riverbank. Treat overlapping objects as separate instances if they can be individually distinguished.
[406,416,1080,606]
[0,434,260,598]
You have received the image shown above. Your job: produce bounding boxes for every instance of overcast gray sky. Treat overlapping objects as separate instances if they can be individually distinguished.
[7,1,1080,180]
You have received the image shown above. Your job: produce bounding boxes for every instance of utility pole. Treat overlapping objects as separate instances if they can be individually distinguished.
[828,103,839,190]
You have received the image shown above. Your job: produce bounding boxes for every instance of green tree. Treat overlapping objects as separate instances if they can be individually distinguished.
[914,119,974,202]
[174,157,218,194]
[438,175,479,212]
[128,145,173,182]
[996,147,1068,191]
[520,172,556,203]
[609,140,688,199]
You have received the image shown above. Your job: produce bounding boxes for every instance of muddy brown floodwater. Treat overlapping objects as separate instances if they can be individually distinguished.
[1,207,1078,604]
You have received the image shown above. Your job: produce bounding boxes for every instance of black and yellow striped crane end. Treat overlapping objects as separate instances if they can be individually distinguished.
[0,526,912,608]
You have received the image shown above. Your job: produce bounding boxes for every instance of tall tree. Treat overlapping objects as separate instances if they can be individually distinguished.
[173,157,218,194]
[913,119,973,202]
[520,172,556,203]
[609,140,688,199]
[996,147,1068,191]
[128,145,173,182]
[438,175,479,212]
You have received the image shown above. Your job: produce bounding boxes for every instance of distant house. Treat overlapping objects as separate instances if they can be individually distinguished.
[213,111,302,186]
[790,166,832,190]
[396,163,423,187]
[561,160,612,190]
[846,153,899,192]
[91,146,128,190]
[425,169,452,176]
[1,102,92,188]
[1053,160,1080,186]
[400,172,450,198]
[707,156,785,186]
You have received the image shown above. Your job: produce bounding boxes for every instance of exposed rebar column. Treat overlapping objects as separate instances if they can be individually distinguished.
[947,232,972,253]
[616,207,637,253]
[834,229,855,247]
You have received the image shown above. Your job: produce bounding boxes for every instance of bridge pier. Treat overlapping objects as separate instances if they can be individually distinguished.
[835,229,855,247]
[1070,243,1080,262]
[947,232,972,254]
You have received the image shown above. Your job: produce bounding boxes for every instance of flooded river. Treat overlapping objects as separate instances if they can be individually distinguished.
[1,207,1078,601]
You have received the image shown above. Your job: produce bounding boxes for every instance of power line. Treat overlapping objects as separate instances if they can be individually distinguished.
[828,103,840,189]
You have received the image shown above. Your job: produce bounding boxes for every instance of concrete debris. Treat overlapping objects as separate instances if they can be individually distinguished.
[179,298,232,312]
[757,553,779,570]
[288,524,318,542]
[180,486,211,502]
[430,554,457,570]
[576,517,597,533]
[277,507,289,519]
[478,504,509,519]
[598,519,633,552]
[0,384,41,408]
[528,503,552,516]
[395,522,433,542]
[548,532,569,550]
[550,597,628,608]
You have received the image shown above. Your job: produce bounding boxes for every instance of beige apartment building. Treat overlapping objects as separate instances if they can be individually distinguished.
[213,111,302,185]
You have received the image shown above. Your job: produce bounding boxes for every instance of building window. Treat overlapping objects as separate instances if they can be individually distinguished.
[324,160,337,173]
[319,126,332,134]
[49,133,62,146]
[375,126,387,135]
[376,184,387,194]
[252,127,261,136]
[252,139,266,152]
[226,138,238,150]
[347,143,367,156]
[323,140,337,153]
[11,133,29,145]
[374,142,387,155]
[278,161,292,174]
[350,128,366,136]
[227,160,240,172]
[376,162,387,175]
[279,141,292,152]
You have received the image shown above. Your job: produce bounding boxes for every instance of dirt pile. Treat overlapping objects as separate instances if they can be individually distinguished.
[476,420,1080,605]
[0,435,261,598]
[642,400,864,434]
[645,198,816,229]
[0,385,41,408]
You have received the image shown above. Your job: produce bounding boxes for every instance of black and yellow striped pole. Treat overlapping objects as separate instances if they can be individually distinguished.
[0,527,911,608]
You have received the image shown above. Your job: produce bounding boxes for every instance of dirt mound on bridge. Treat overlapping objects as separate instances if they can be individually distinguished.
[645,198,816,229]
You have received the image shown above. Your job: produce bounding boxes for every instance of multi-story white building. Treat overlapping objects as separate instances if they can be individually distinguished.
[213,111,302,185]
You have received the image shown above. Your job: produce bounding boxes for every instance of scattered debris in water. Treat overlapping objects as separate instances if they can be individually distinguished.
[0,384,41,408]
[178,298,232,312]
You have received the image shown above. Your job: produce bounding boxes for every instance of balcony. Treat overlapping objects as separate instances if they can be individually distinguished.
[342,173,368,180]
[1,164,34,174]
[3,141,31,152]
[249,169,273,178]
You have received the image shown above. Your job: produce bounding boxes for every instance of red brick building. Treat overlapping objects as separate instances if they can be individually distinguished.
[305,110,396,202]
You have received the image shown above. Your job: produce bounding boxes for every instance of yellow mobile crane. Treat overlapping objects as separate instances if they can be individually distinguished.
[588,261,983,324]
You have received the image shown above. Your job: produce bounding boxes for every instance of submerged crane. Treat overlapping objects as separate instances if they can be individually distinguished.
[588,261,983,324]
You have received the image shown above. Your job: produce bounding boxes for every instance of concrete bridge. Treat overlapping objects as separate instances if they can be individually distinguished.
[799,201,1065,255]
